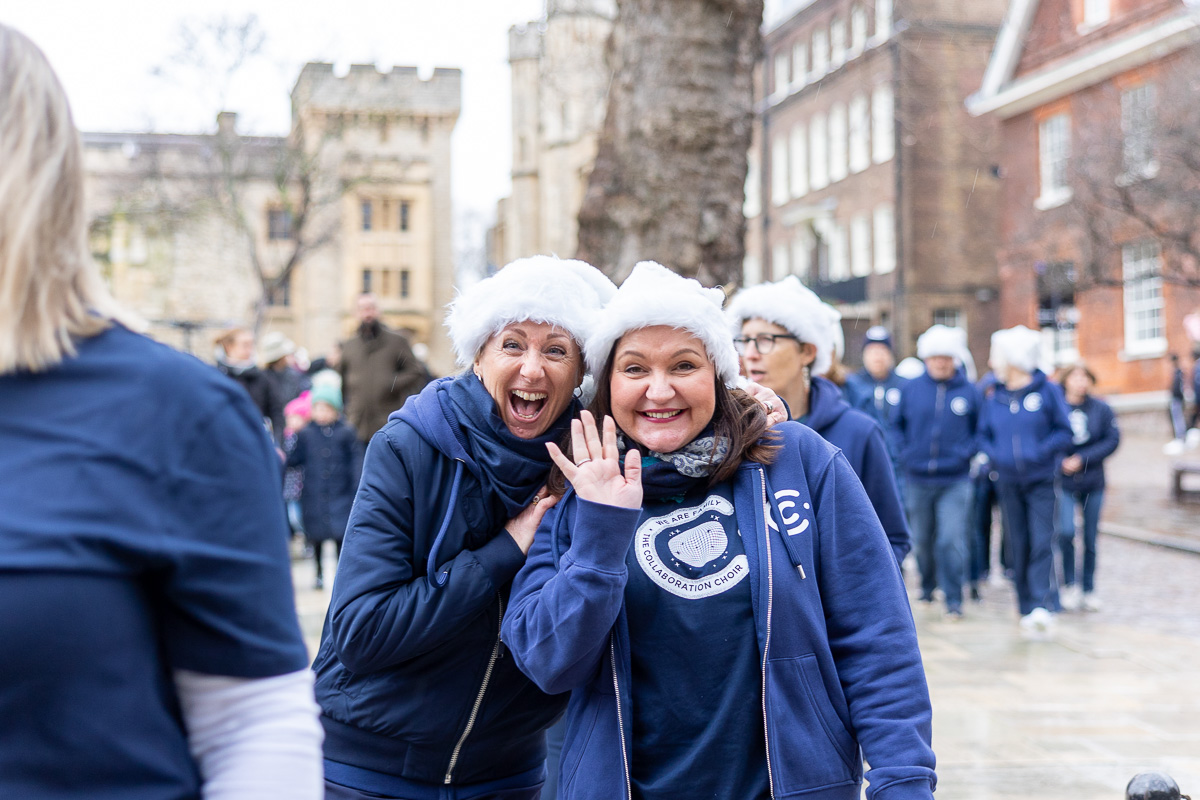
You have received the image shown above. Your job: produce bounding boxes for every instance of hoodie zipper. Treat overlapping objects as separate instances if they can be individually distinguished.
[758,469,777,799]
[611,636,632,800]
[444,591,504,784]
[928,383,945,474]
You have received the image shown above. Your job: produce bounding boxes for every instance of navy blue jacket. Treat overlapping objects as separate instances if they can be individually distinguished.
[286,419,362,543]
[311,378,566,785]
[503,422,936,800]
[844,369,908,458]
[895,372,980,485]
[806,376,910,566]
[978,370,1073,485]
[1060,395,1120,493]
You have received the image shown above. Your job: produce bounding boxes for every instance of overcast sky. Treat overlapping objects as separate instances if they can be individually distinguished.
[4,0,545,225]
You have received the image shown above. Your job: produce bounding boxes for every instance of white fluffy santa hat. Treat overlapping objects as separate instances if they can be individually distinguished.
[990,325,1043,375]
[725,275,836,377]
[446,255,617,367]
[917,324,977,381]
[584,261,740,386]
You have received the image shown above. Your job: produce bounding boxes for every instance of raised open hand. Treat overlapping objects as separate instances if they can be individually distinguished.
[546,410,643,510]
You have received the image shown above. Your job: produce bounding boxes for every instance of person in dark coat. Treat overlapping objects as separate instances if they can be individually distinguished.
[978,326,1073,634]
[1054,363,1120,612]
[260,331,310,406]
[896,325,980,619]
[286,385,361,589]
[844,325,909,463]
[339,293,429,443]
[215,326,285,444]
[313,257,617,800]
[727,276,912,568]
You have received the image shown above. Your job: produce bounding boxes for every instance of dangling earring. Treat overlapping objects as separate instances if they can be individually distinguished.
[802,364,811,389]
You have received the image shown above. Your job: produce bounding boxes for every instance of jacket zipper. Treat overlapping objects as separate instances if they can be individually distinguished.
[1010,398,1024,474]
[444,591,504,784]
[611,637,632,800]
[928,384,945,474]
[758,470,777,799]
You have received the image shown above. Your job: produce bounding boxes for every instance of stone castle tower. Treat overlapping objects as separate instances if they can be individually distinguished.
[496,0,615,264]
[82,62,461,375]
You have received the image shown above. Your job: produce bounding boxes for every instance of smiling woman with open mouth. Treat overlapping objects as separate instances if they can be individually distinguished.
[502,262,937,800]
[311,256,617,800]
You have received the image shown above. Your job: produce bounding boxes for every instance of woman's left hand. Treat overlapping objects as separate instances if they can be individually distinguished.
[547,410,643,509]
[745,381,788,425]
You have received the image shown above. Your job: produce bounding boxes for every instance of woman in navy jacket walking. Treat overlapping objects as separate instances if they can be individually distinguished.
[725,276,910,568]
[978,326,1073,633]
[504,263,935,800]
[313,257,617,800]
[1055,363,1120,612]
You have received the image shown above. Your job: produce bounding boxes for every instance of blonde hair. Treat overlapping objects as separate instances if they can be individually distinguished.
[0,25,130,374]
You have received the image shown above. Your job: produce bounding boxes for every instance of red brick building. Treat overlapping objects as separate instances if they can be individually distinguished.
[968,0,1200,396]
[747,0,1006,368]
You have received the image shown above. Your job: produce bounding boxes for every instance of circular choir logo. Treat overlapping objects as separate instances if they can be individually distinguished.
[1023,393,1043,413]
[634,495,748,599]
[886,387,902,406]
[950,396,969,416]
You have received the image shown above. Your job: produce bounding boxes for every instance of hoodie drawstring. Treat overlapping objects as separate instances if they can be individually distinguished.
[427,460,466,587]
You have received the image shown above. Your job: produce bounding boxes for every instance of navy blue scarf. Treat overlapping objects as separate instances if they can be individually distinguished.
[442,371,578,517]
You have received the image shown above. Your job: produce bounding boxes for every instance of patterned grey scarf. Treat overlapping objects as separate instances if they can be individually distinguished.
[617,431,731,478]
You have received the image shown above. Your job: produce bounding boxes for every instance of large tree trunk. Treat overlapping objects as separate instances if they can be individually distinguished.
[576,0,763,286]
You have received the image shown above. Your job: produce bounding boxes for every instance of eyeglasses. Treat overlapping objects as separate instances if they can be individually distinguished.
[733,333,799,355]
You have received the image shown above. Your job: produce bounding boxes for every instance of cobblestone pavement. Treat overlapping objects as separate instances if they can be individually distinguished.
[1102,427,1200,548]
[291,519,1200,800]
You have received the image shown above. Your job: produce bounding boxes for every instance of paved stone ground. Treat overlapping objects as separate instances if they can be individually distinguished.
[290,426,1200,799]
[911,535,1200,799]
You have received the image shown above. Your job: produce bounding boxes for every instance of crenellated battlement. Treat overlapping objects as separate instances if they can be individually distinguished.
[291,62,461,117]
[509,23,544,62]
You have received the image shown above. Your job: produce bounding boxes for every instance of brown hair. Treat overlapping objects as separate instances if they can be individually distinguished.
[1055,362,1097,387]
[547,349,780,495]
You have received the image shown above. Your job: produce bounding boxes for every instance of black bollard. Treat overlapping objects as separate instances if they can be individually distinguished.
[1126,772,1190,800]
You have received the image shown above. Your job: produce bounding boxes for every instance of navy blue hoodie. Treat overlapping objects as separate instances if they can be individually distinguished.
[1060,395,1120,493]
[844,368,908,458]
[312,376,567,786]
[978,370,1073,485]
[502,422,936,800]
[895,371,980,484]
[805,376,911,566]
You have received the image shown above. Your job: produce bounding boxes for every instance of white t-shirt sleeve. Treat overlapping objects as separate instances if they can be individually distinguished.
[174,668,324,800]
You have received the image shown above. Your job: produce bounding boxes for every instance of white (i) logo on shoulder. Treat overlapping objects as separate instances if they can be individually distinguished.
[635,495,748,599]
[766,489,812,536]
[1023,393,1043,413]
[950,396,969,416]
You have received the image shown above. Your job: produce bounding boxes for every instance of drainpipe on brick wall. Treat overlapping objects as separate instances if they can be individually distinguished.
[891,17,906,353]
[760,104,771,281]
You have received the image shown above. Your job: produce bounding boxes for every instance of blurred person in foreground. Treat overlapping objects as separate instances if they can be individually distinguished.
[0,25,321,799]
[1054,363,1120,613]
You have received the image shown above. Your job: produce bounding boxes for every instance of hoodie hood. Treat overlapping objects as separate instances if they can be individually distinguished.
[803,375,851,433]
[392,375,474,468]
